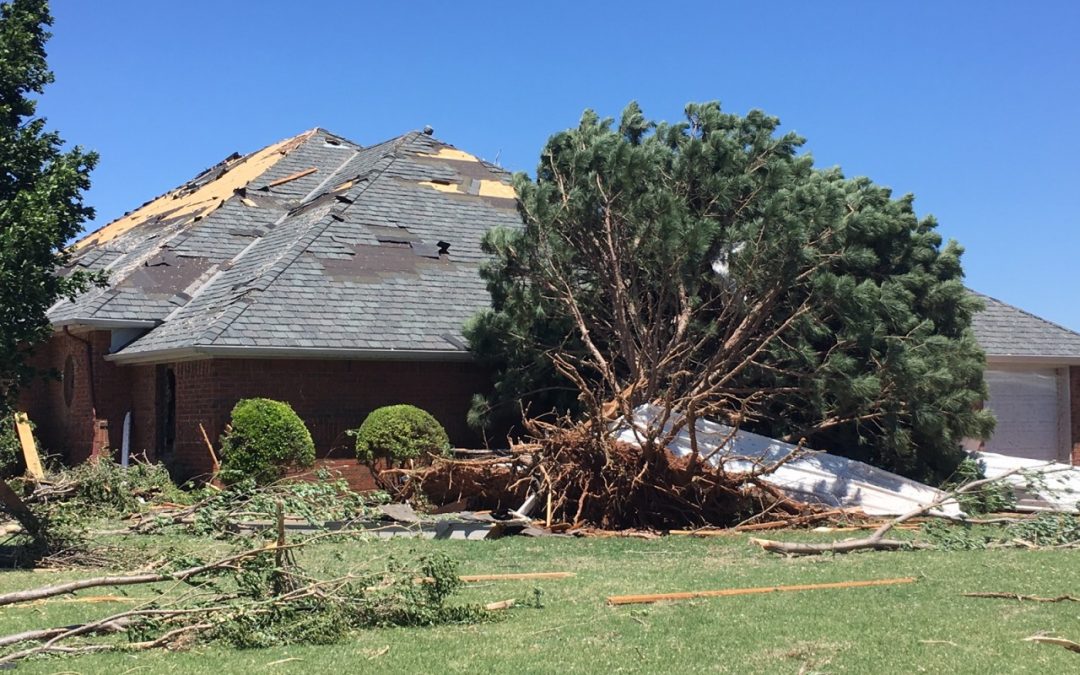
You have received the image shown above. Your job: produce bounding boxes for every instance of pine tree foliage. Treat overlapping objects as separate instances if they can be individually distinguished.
[0,0,101,410]
[466,102,993,482]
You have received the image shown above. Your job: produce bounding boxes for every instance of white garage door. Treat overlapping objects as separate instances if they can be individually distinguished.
[983,368,1064,462]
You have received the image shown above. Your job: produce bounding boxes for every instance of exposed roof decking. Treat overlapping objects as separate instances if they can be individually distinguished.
[54,128,521,362]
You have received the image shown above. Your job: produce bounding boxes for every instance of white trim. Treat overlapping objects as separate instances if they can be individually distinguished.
[105,344,474,365]
[1058,367,1072,463]
[52,318,160,330]
[986,354,1080,366]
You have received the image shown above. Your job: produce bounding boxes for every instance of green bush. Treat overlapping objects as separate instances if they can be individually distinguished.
[218,398,315,485]
[353,405,450,464]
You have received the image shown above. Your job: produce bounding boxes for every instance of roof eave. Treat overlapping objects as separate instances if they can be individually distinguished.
[104,344,475,365]
[52,318,161,330]
[985,354,1080,367]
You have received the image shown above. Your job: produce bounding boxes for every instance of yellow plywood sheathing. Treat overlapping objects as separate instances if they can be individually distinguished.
[74,130,318,250]
[417,147,477,162]
[476,180,516,199]
[13,413,43,480]
[417,179,515,199]
[240,197,258,208]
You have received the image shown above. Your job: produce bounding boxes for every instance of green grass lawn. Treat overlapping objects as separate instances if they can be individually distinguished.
[0,531,1077,673]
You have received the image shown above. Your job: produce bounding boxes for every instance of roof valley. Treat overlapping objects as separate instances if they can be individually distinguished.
[188,135,415,347]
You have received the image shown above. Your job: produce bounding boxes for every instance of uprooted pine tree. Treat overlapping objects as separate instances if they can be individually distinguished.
[449,102,994,528]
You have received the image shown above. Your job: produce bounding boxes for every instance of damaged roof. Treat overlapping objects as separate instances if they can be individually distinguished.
[56,128,1080,366]
[970,291,1080,360]
[51,128,522,362]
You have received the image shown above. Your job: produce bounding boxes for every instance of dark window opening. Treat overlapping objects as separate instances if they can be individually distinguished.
[62,355,75,407]
[156,366,176,455]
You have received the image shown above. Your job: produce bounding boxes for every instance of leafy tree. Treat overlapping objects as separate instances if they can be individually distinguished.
[0,0,100,412]
[466,102,993,482]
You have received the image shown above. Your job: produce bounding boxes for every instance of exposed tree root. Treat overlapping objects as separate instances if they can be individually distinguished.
[391,423,822,530]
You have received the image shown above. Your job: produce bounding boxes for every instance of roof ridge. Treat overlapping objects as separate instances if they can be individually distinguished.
[72,128,320,252]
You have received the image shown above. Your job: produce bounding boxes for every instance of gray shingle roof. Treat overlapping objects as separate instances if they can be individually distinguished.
[970,291,1080,359]
[53,128,521,362]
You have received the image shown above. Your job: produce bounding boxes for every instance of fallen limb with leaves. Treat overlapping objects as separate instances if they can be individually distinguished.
[0,531,486,665]
[750,469,1027,555]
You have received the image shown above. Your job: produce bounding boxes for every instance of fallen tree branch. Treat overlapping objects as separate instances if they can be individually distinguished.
[750,467,1029,555]
[1024,635,1080,654]
[0,541,281,607]
[964,592,1078,603]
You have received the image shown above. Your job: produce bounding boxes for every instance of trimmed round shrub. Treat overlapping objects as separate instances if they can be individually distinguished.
[354,405,450,464]
[218,398,315,485]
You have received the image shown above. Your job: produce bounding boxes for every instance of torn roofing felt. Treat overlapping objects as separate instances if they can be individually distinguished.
[50,129,523,361]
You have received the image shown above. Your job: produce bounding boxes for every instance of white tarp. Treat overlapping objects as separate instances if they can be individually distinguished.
[971,451,1080,513]
[614,404,962,517]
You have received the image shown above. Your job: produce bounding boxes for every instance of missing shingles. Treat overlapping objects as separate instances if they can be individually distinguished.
[441,334,468,350]
[319,242,453,281]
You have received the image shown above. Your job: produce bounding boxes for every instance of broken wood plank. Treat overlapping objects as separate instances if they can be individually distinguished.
[198,423,219,475]
[606,576,917,606]
[417,572,575,584]
[965,592,1079,603]
[1025,635,1080,654]
[266,166,316,188]
[13,413,43,480]
[460,572,574,583]
[484,598,516,611]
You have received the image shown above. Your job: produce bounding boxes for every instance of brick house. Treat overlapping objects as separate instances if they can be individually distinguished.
[16,128,1080,482]
[19,128,518,481]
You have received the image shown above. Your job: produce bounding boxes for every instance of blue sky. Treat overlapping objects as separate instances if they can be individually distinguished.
[39,1,1080,329]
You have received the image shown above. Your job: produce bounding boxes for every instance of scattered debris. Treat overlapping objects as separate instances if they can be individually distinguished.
[1024,635,1080,654]
[973,452,1080,512]
[13,413,43,480]
[265,166,317,188]
[484,599,517,611]
[617,404,963,517]
[457,572,574,583]
[397,421,822,530]
[964,592,1078,603]
[606,577,917,606]
[750,467,1028,555]
[0,534,486,665]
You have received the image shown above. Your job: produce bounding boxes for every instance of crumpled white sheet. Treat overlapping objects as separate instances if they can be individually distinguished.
[613,404,962,517]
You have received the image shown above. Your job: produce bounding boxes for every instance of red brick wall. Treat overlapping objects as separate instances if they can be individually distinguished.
[1071,366,1080,465]
[20,335,493,483]
[18,331,157,464]
[169,358,490,481]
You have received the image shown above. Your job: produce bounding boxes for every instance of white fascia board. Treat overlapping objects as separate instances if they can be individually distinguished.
[105,344,475,365]
[985,355,1080,367]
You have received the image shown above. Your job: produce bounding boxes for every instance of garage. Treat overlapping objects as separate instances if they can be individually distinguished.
[982,368,1067,462]
[970,290,1080,466]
